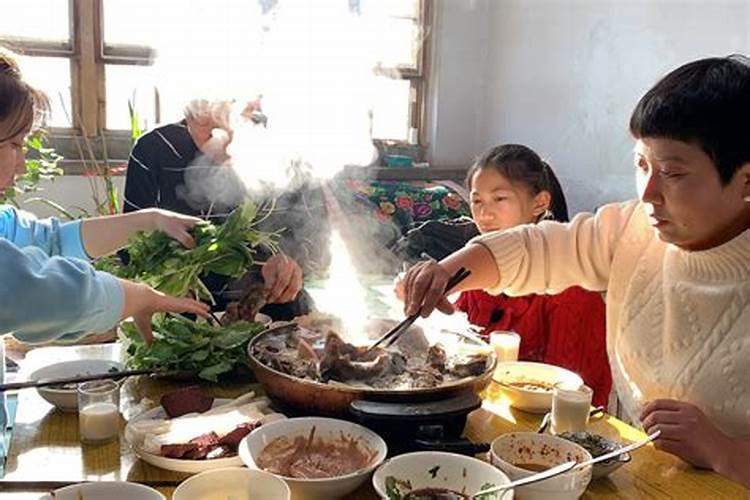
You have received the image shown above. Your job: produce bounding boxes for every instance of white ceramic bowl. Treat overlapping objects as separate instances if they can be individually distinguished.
[490,432,592,500]
[493,362,583,413]
[239,416,387,500]
[29,359,123,412]
[173,467,291,500]
[372,451,512,500]
[42,482,164,500]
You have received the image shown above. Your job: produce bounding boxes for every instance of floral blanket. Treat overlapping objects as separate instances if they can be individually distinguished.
[328,176,470,273]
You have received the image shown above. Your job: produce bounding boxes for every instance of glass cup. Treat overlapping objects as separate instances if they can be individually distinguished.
[78,380,120,444]
[551,382,593,434]
[489,330,521,363]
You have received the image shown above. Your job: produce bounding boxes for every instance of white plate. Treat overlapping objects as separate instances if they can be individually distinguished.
[125,398,281,474]
[41,482,165,500]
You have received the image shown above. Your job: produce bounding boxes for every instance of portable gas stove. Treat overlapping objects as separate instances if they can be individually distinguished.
[349,391,490,456]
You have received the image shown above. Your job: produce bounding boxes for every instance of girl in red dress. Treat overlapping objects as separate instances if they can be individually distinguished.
[457,144,611,406]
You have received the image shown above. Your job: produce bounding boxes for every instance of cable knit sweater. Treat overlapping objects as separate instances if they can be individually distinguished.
[473,200,750,437]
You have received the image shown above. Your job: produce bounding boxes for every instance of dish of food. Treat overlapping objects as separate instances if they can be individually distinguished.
[490,432,592,499]
[125,389,285,473]
[372,451,510,500]
[29,359,124,412]
[558,432,631,479]
[493,361,582,413]
[240,416,388,500]
[251,319,491,391]
[257,425,378,479]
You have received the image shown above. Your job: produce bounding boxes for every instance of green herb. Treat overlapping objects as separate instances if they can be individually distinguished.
[385,476,411,500]
[120,314,266,381]
[98,201,279,303]
[475,482,497,500]
[428,465,440,478]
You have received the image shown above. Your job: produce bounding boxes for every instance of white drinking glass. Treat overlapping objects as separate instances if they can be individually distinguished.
[78,380,120,444]
[551,382,593,434]
[489,330,521,363]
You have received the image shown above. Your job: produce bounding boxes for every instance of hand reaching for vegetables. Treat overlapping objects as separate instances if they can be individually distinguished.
[119,279,210,344]
[261,253,303,304]
[150,209,203,249]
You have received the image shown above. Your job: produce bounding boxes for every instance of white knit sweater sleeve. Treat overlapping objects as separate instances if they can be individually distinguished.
[471,200,641,296]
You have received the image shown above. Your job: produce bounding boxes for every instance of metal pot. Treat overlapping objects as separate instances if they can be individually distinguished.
[246,323,496,416]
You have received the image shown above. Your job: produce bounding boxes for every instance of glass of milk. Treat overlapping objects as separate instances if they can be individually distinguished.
[489,330,521,363]
[78,380,120,444]
[551,382,593,434]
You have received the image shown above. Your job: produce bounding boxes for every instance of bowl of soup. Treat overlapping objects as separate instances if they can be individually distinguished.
[490,432,592,500]
[239,416,387,499]
[493,362,583,413]
[372,451,512,500]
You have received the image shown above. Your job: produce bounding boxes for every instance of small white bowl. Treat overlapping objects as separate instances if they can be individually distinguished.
[29,359,123,412]
[173,467,291,500]
[373,451,512,499]
[42,482,164,500]
[490,432,592,500]
[239,416,387,500]
[493,362,583,413]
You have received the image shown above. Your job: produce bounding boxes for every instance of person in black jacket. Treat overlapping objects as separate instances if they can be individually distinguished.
[123,99,330,320]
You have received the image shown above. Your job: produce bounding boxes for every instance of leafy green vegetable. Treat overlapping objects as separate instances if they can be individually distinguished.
[98,201,279,303]
[120,315,266,382]
[385,476,410,500]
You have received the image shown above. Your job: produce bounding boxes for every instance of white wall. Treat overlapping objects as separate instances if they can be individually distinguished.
[17,176,125,218]
[427,0,750,214]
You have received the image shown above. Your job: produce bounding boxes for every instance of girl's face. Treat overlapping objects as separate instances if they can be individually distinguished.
[0,130,27,191]
[635,137,750,250]
[469,167,550,234]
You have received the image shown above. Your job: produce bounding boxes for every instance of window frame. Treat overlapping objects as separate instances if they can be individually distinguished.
[1,0,430,170]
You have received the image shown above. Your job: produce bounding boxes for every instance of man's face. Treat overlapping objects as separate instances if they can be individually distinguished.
[634,137,750,250]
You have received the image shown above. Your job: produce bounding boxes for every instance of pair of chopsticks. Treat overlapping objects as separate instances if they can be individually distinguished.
[366,267,472,353]
[0,368,186,392]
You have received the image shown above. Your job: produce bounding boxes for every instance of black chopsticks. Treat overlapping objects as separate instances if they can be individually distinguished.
[366,267,472,353]
[0,368,186,392]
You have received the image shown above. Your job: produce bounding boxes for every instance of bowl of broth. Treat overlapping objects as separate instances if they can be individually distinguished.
[372,451,512,500]
[493,362,582,414]
[490,432,592,500]
[239,416,387,499]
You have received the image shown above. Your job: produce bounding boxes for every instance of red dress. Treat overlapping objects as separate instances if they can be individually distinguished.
[455,287,612,407]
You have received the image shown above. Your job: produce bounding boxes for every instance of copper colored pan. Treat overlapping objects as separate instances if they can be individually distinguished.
[247,323,496,416]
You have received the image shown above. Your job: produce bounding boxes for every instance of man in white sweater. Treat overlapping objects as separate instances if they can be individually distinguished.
[399,55,750,487]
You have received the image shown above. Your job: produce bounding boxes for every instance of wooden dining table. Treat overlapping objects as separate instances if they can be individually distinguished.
[1,343,746,500]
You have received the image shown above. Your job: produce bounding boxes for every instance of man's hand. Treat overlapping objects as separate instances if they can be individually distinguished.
[640,399,730,471]
[261,253,303,304]
[120,279,210,344]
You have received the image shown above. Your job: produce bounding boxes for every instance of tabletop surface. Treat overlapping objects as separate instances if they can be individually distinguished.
[1,343,746,499]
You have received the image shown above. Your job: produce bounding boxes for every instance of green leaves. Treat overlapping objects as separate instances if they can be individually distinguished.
[121,315,266,382]
[100,201,280,303]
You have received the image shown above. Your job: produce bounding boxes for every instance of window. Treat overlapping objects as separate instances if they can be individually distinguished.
[1,0,429,165]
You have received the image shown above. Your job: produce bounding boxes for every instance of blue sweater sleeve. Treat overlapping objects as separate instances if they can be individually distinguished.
[0,239,123,343]
[0,205,89,260]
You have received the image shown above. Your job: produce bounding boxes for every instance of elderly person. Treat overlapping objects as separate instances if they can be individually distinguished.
[123,99,330,320]
[398,55,750,486]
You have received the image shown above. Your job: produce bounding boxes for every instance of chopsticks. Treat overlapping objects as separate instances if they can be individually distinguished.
[366,267,472,353]
[0,368,185,392]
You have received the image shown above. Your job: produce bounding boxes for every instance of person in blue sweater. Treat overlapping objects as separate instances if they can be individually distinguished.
[0,48,209,456]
